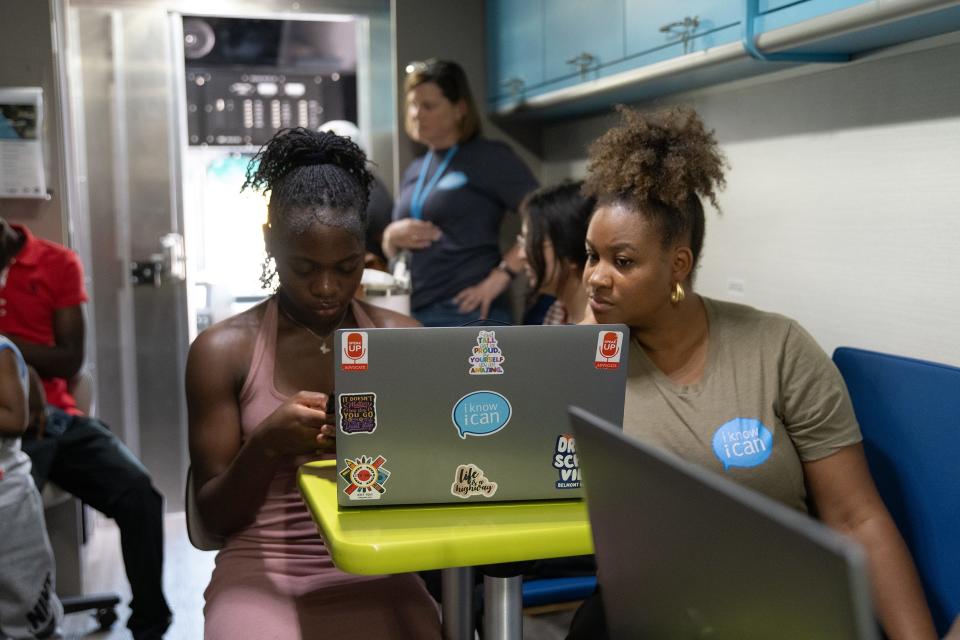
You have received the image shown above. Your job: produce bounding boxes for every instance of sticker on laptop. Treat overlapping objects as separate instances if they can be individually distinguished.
[468,330,505,375]
[341,331,368,372]
[594,330,624,370]
[552,434,580,489]
[451,463,498,499]
[338,392,377,435]
[452,390,512,439]
[340,455,390,500]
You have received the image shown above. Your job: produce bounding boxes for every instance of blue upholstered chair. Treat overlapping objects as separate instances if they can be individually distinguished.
[832,347,960,635]
[521,575,596,609]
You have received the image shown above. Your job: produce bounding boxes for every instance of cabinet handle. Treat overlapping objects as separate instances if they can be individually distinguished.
[659,15,700,54]
[502,77,525,97]
[565,52,596,78]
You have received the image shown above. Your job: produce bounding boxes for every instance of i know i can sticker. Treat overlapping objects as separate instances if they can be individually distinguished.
[451,390,512,439]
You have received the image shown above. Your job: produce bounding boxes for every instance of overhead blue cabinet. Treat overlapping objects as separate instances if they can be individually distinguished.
[486,0,545,102]
[625,1,742,59]
[485,0,960,114]
[752,0,869,32]
[543,0,625,83]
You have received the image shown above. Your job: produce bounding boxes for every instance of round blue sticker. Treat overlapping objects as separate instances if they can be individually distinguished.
[452,391,512,439]
[711,418,773,471]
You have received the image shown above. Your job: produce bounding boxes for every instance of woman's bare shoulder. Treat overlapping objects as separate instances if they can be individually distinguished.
[189,302,268,365]
[358,301,421,328]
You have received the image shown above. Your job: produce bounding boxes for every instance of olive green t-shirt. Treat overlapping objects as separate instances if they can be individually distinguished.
[623,297,862,513]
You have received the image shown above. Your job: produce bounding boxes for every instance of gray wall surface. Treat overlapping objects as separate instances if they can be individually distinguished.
[0,0,67,243]
[535,36,960,366]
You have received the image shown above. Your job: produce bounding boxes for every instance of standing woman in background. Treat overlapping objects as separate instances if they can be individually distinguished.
[518,180,595,325]
[382,59,538,326]
[186,128,440,639]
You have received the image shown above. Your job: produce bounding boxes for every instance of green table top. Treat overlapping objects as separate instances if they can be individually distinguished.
[298,460,594,575]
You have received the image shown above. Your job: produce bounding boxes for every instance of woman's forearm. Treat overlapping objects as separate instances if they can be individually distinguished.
[195,429,284,537]
[848,512,936,640]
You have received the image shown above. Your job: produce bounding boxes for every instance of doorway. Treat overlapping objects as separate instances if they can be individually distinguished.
[58,2,393,511]
[181,15,359,337]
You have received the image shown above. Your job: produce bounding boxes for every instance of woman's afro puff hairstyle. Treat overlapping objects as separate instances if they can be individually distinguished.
[583,106,727,269]
[584,105,725,210]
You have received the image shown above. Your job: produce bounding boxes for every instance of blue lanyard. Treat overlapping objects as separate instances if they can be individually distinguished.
[410,145,459,220]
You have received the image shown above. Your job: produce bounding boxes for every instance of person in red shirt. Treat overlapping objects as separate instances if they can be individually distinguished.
[0,217,171,640]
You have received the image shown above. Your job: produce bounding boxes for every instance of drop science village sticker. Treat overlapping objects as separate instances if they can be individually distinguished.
[452,391,512,439]
[338,392,377,435]
[450,463,498,498]
[594,330,624,369]
[341,331,368,371]
[340,455,390,500]
[469,330,505,375]
[552,434,580,489]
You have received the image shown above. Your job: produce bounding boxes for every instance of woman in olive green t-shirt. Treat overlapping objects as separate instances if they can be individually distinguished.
[568,105,936,640]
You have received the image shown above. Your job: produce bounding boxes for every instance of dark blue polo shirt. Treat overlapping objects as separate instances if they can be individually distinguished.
[393,137,538,310]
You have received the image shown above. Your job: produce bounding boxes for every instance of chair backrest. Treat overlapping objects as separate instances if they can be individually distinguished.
[185,466,225,552]
[833,347,960,635]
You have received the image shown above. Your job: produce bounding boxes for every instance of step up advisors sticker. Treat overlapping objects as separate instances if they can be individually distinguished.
[338,393,377,435]
[552,434,580,489]
[452,391,512,438]
[340,455,390,500]
[451,463,498,499]
[594,330,624,369]
[341,331,368,371]
[469,330,505,375]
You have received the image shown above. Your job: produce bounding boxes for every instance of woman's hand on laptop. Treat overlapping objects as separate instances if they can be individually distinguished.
[256,391,336,457]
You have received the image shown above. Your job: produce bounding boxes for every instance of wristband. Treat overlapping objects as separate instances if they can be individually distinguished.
[495,260,518,279]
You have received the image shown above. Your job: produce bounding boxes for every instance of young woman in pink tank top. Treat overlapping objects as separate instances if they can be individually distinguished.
[185,128,440,639]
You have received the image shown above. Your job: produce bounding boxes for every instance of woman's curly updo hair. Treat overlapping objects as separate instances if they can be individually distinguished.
[244,127,374,239]
[583,106,727,273]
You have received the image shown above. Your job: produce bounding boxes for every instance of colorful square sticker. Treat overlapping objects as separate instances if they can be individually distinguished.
[340,455,390,500]
[338,392,377,435]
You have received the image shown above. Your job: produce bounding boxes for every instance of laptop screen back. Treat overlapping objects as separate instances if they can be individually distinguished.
[569,406,878,640]
[332,324,629,506]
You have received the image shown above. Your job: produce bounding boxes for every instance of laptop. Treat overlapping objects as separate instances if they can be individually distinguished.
[332,324,629,507]
[569,406,879,640]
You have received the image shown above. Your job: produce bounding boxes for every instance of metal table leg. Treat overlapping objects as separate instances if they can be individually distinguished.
[442,567,475,640]
[483,574,522,640]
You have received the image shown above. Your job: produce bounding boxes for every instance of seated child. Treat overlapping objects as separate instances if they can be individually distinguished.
[0,336,63,639]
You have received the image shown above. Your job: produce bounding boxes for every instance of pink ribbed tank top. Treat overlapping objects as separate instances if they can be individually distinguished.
[215,296,376,592]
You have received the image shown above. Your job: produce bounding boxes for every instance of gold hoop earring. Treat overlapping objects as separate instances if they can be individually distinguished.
[670,282,686,305]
